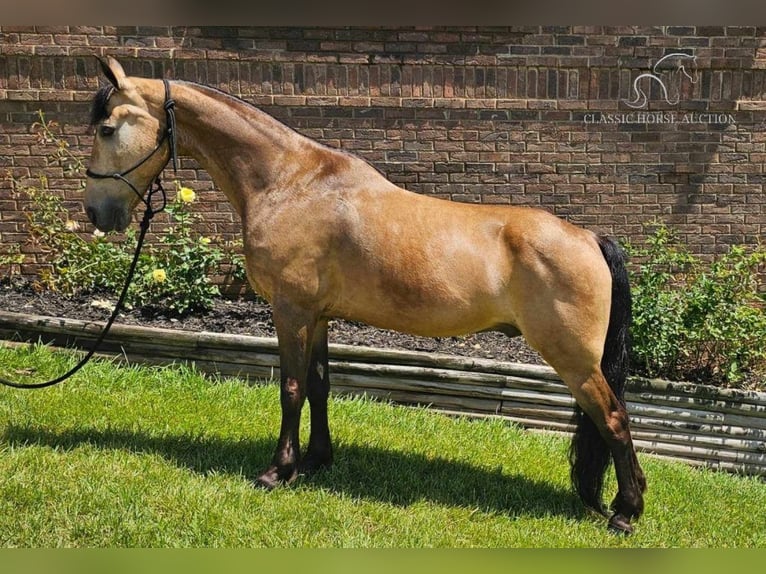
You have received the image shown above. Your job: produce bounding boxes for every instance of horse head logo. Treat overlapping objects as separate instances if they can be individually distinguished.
[624,52,699,109]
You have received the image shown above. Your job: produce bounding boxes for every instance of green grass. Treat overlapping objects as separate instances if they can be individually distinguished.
[0,343,764,547]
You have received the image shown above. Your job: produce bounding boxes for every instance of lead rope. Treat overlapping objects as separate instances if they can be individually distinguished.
[0,180,166,389]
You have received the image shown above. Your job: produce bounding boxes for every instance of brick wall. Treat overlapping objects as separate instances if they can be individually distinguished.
[1,26,765,283]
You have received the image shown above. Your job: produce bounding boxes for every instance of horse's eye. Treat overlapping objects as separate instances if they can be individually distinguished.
[100,125,115,137]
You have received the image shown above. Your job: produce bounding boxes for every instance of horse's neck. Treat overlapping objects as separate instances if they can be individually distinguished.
[169,82,305,217]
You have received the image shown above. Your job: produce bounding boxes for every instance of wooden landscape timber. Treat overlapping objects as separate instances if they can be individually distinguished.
[0,310,764,477]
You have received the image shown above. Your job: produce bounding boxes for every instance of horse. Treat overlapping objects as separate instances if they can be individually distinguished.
[83,57,646,534]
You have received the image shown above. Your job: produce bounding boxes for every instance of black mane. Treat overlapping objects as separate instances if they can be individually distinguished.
[89,84,114,126]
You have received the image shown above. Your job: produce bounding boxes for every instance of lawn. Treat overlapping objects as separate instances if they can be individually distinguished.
[0,343,764,547]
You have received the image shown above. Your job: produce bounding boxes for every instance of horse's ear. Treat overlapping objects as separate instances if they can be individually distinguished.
[97,56,128,91]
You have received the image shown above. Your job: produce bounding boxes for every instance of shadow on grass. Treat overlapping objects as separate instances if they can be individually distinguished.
[3,423,582,521]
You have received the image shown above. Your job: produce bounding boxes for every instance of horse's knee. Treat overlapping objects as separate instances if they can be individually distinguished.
[284,376,300,396]
[306,371,329,403]
[281,376,305,410]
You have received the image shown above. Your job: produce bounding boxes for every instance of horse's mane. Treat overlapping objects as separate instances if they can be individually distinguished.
[90,84,114,126]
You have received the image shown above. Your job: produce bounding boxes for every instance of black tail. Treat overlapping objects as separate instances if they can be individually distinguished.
[569,235,632,514]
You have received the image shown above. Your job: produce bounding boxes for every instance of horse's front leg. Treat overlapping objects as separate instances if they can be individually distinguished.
[256,306,316,489]
[301,319,333,474]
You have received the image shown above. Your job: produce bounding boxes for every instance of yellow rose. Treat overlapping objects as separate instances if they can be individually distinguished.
[178,187,196,203]
[199,237,211,245]
[152,269,167,283]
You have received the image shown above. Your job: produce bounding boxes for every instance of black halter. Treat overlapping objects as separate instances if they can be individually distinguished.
[85,78,178,211]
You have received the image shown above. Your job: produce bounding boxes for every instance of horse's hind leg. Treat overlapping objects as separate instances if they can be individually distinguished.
[523,315,645,532]
[301,319,333,474]
[512,231,646,532]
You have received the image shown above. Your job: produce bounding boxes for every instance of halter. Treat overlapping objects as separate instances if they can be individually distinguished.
[85,78,178,212]
[0,79,179,390]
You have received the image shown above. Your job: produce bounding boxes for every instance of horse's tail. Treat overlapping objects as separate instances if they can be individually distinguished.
[569,235,632,514]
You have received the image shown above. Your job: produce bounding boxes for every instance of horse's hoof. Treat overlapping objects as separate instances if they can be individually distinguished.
[255,466,297,489]
[607,513,635,535]
[299,453,333,476]
[255,469,281,490]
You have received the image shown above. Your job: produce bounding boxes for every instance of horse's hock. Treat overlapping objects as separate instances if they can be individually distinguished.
[1,310,764,478]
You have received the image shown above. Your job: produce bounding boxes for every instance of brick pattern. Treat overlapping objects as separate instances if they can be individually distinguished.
[1,26,765,280]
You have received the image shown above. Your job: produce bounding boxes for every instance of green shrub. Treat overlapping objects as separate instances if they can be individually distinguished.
[127,188,226,315]
[9,173,130,295]
[628,225,766,388]
[0,244,24,281]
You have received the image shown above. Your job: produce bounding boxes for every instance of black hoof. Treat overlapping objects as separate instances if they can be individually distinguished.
[607,513,635,535]
[255,465,297,489]
[299,452,333,476]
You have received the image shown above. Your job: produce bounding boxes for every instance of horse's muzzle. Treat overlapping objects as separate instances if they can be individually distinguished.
[85,203,130,233]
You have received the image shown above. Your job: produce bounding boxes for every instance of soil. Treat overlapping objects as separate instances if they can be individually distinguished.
[0,279,546,365]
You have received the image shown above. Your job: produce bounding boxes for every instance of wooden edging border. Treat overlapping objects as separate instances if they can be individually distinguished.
[0,310,764,477]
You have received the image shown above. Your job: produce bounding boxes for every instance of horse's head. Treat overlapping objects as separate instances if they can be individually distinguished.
[84,57,170,232]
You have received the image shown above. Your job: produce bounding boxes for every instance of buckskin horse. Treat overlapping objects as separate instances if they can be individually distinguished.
[83,57,646,533]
